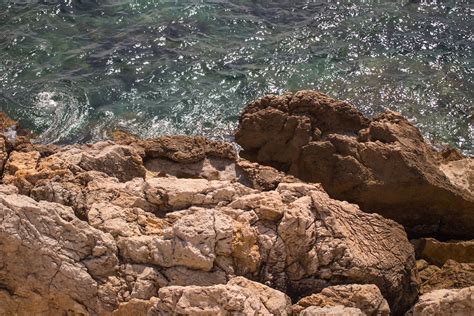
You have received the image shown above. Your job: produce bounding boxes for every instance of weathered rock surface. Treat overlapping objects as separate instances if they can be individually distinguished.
[236,90,474,240]
[292,284,390,315]
[5,96,473,315]
[0,193,119,314]
[407,286,474,316]
[419,260,474,294]
[299,305,365,315]
[149,277,292,315]
[0,129,421,314]
[413,238,474,267]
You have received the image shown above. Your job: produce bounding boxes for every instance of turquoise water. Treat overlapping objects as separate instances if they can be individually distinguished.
[0,0,472,154]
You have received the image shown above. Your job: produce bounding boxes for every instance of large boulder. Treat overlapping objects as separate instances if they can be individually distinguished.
[236,90,474,240]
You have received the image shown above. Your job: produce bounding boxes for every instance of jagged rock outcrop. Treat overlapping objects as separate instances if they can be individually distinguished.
[236,90,474,240]
[0,130,420,314]
[407,286,474,316]
[4,88,472,315]
[292,284,390,315]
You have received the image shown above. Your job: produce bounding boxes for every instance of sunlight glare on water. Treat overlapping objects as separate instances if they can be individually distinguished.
[0,0,472,154]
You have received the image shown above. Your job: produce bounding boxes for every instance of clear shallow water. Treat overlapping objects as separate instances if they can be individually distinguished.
[0,0,472,154]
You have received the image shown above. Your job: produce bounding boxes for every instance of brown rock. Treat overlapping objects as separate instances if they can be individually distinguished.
[413,238,474,266]
[299,305,365,315]
[0,136,9,176]
[148,277,292,315]
[5,175,416,313]
[292,284,390,315]
[236,90,474,240]
[421,260,474,294]
[0,193,119,314]
[137,135,237,163]
[440,157,474,197]
[407,286,474,316]
[0,132,421,315]
[416,260,441,285]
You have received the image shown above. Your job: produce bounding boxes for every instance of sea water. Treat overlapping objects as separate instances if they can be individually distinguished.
[0,0,472,154]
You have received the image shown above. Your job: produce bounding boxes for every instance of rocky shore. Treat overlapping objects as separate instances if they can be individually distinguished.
[0,91,472,315]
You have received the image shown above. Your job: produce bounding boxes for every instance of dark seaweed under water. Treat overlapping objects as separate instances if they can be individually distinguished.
[0,0,472,153]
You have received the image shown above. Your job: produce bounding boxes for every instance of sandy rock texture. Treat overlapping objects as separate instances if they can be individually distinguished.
[0,131,419,315]
[407,286,474,316]
[236,90,474,240]
[292,284,390,315]
[413,238,474,267]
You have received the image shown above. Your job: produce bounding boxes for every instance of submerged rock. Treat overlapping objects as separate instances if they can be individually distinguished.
[236,90,474,240]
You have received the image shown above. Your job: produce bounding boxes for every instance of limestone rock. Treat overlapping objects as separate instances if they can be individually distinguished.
[257,183,418,314]
[144,177,255,211]
[440,157,474,196]
[236,90,474,240]
[2,142,146,196]
[133,135,237,163]
[0,126,422,314]
[0,136,8,175]
[407,286,474,316]
[416,260,441,286]
[292,284,390,316]
[300,305,365,316]
[0,193,119,314]
[413,238,474,266]
[148,277,292,315]
[236,158,299,191]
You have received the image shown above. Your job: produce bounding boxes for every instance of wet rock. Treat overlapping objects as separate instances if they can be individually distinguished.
[236,90,474,240]
[292,284,390,315]
[407,286,474,316]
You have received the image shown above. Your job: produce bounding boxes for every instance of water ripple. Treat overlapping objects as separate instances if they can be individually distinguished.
[0,0,472,153]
